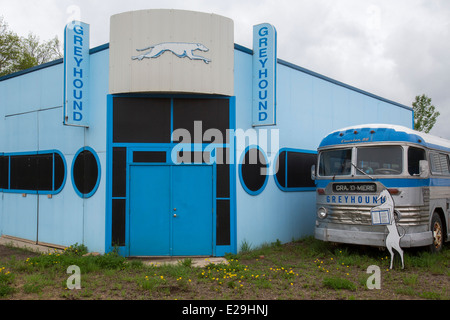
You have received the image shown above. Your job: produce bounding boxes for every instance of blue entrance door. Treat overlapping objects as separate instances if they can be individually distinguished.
[129,165,213,256]
[172,165,213,256]
[129,166,171,256]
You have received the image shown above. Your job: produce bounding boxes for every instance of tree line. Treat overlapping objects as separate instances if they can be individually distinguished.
[0,16,62,77]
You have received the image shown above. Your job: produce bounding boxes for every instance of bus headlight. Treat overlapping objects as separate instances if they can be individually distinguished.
[317,207,327,219]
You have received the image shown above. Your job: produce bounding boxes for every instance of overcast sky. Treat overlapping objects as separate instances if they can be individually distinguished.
[1,0,449,138]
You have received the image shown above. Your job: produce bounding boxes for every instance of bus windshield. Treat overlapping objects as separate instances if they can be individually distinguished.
[356,146,402,175]
[318,146,403,177]
[319,148,352,176]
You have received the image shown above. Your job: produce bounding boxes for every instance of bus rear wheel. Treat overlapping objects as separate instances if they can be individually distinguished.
[429,212,443,253]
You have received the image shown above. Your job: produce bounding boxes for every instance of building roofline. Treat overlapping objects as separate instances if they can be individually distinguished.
[0,42,412,113]
[0,43,110,82]
[234,44,412,112]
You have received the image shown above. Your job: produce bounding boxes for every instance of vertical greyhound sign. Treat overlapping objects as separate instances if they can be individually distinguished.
[64,21,90,127]
[371,189,405,269]
[252,23,277,127]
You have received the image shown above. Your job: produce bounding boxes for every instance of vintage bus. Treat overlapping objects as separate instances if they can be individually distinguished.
[312,124,449,252]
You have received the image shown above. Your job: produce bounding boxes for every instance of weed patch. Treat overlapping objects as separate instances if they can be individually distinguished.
[323,276,357,291]
[0,266,14,297]
[0,237,448,300]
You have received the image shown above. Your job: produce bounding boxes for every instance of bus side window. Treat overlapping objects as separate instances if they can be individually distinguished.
[408,147,426,176]
[429,152,450,175]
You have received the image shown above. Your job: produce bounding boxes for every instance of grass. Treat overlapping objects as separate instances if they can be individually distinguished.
[323,276,357,291]
[0,237,448,300]
[0,266,14,297]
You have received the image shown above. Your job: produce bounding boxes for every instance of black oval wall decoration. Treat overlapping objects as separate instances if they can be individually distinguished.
[240,147,268,195]
[72,148,100,198]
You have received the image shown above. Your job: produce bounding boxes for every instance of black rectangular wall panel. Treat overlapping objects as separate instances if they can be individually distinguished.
[112,199,126,246]
[173,99,229,144]
[276,151,286,188]
[54,153,65,190]
[216,200,231,246]
[177,151,210,164]
[36,154,54,191]
[133,151,167,163]
[10,155,39,190]
[113,148,127,198]
[216,148,230,198]
[0,156,8,189]
[286,152,317,188]
[113,97,171,143]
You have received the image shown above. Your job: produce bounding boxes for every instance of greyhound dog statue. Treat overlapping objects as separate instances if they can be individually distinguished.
[371,189,405,269]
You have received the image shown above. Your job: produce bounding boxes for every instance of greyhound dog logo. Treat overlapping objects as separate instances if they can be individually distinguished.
[132,42,211,64]
[371,189,405,269]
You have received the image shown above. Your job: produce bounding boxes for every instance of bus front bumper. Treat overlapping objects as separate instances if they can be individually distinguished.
[314,224,433,248]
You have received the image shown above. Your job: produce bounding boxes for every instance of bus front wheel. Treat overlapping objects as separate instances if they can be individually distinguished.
[429,212,444,253]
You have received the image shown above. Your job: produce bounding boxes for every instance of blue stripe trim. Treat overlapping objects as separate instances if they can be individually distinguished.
[90,43,109,54]
[316,177,450,189]
[429,177,450,187]
[234,43,252,55]
[0,59,64,82]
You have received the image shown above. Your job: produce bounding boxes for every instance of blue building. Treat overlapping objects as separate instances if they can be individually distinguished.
[0,9,413,256]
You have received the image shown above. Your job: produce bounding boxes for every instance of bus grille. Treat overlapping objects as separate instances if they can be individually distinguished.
[325,204,429,226]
